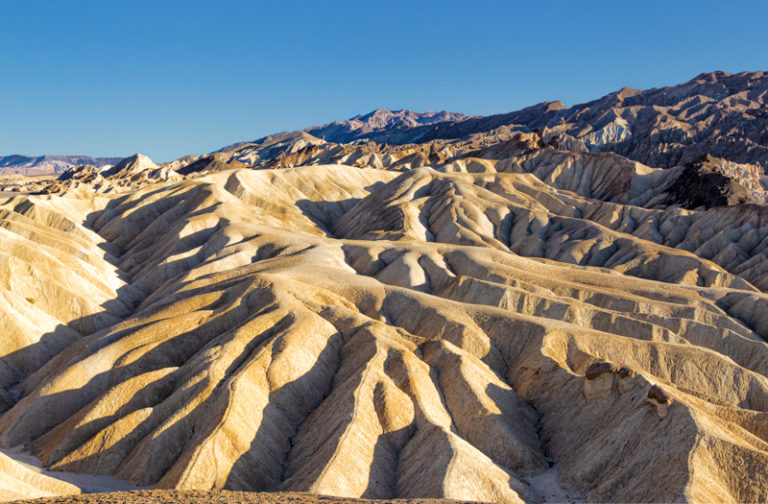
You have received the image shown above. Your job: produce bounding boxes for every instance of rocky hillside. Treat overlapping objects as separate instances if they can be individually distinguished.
[305,109,469,143]
[1,72,768,503]
[308,71,768,172]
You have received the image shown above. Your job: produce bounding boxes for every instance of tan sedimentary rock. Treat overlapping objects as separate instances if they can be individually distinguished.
[3,122,768,502]
[0,451,80,501]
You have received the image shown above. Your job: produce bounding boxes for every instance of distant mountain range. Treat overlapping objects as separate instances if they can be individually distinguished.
[304,108,469,143]
[227,70,768,171]
[0,155,121,176]
[6,70,768,178]
[296,70,768,171]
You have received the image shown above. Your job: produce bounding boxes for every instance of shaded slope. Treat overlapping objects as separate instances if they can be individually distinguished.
[283,71,768,172]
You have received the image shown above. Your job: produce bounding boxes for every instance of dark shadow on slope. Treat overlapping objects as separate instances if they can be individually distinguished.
[0,186,244,410]
[0,275,143,413]
[295,198,361,237]
[495,366,699,502]
[224,329,345,491]
[292,179,398,238]
[361,424,415,499]
[393,425,454,499]
[18,289,287,480]
[0,194,230,442]
[0,182,361,491]
[362,378,416,499]
[270,330,381,494]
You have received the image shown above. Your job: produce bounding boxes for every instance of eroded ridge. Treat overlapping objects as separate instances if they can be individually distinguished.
[0,162,767,503]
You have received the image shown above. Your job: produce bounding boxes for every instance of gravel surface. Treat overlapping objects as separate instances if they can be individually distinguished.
[19,490,476,504]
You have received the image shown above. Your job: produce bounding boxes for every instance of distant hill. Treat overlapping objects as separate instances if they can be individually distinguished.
[0,155,122,176]
[304,108,468,143]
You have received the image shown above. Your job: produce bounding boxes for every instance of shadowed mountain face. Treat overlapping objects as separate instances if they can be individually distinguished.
[305,109,469,144]
[2,72,768,504]
[285,71,768,171]
[545,71,768,169]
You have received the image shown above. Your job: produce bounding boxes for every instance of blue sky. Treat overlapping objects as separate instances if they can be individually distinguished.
[1,0,766,161]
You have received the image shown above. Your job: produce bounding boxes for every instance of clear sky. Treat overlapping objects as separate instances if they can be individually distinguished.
[2,0,767,161]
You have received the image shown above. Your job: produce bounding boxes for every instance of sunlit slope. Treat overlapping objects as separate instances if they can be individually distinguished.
[0,194,137,407]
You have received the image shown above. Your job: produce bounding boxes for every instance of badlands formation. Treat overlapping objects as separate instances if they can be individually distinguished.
[2,71,768,503]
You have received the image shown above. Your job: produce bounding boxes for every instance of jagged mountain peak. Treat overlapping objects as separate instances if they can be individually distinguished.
[691,70,734,83]
[304,108,469,143]
[353,108,467,126]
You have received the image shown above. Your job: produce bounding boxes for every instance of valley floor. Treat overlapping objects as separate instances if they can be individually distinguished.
[19,490,474,504]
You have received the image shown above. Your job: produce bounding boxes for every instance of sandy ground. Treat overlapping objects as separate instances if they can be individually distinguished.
[18,490,475,504]
[523,467,584,504]
[2,447,139,494]
[0,449,477,504]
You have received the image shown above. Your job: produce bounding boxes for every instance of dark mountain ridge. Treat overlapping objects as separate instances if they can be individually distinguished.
[281,71,768,171]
